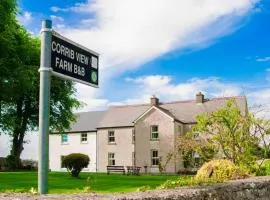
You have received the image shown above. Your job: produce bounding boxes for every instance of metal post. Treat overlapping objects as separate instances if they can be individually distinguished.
[38,19,52,194]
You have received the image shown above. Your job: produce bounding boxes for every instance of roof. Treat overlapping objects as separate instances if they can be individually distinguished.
[66,111,106,132]
[98,104,149,128]
[98,96,247,127]
[56,96,247,131]
[159,96,247,123]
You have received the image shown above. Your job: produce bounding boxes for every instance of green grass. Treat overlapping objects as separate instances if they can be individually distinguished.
[0,172,182,194]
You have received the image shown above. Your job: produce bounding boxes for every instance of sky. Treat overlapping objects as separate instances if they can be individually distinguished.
[1,0,270,159]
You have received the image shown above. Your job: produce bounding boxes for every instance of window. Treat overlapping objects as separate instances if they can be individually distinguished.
[81,133,88,143]
[108,130,115,143]
[132,152,136,166]
[132,129,135,144]
[151,150,159,166]
[150,125,159,140]
[61,134,68,144]
[60,155,65,168]
[108,153,115,166]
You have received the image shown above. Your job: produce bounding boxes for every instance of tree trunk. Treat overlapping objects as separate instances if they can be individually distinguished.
[9,96,29,169]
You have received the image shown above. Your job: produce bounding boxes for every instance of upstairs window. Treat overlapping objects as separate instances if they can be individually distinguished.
[150,125,159,140]
[61,134,68,144]
[81,133,88,143]
[108,130,115,143]
[108,153,115,166]
[151,150,159,166]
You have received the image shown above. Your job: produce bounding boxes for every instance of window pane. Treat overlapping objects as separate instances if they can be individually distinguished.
[151,126,158,132]
[61,134,68,143]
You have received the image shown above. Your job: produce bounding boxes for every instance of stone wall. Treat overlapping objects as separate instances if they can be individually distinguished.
[113,176,270,200]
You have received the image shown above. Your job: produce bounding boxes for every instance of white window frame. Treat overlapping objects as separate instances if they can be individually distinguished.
[108,153,115,166]
[61,133,68,144]
[108,130,115,143]
[151,150,159,166]
[150,125,159,140]
[81,133,88,143]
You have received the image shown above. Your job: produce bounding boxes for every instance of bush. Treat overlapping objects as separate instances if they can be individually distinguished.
[6,155,21,170]
[195,159,248,181]
[62,153,90,177]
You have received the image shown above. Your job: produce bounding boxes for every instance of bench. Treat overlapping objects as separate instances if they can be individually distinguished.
[107,166,125,174]
[126,166,141,175]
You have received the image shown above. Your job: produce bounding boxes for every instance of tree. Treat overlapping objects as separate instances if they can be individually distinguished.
[0,0,81,168]
[192,99,259,166]
[176,134,218,168]
[62,153,90,177]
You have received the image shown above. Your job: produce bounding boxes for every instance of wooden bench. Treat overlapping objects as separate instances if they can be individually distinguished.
[126,166,141,175]
[107,166,125,174]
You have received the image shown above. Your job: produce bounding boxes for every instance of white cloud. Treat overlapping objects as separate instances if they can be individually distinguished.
[256,56,270,62]
[53,0,259,75]
[50,6,69,12]
[125,75,243,102]
[50,15,64,22]
[17,11,32,25]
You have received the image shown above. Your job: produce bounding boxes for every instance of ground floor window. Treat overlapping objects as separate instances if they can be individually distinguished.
[108,153,115,166]
[151,150,159,166]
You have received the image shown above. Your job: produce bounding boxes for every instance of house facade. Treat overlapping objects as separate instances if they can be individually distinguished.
[49,93,247,173]
[49,111,105,172]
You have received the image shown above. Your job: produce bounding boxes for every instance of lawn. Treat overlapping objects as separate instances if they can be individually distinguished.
[0,172,184,194]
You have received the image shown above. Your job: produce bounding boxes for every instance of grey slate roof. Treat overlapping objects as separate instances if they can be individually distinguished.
[62,96,247,131]
[159,96,247,123]
[97,104,150,128]
[98,96,247,128]
[67,111,106,132]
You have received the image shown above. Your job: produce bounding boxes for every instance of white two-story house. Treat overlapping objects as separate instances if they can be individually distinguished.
[49,93,247,173]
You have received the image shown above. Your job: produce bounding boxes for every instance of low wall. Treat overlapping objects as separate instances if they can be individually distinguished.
[113,176,270,200]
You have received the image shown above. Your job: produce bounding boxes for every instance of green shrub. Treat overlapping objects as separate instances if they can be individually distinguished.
[62,153,90,177]
[195,159,248,181]
[136,185,151,192]
[262,159,270,175]
[158,177,220,189]
[6,155,20,170]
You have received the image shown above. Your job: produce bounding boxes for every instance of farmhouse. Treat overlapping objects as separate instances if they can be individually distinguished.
[49,93,247,173]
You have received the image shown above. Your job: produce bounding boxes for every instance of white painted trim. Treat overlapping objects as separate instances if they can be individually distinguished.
[133,106,174,124]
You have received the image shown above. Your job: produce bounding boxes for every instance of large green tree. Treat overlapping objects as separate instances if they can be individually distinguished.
[192,99,259,166]
[0,0,81,168]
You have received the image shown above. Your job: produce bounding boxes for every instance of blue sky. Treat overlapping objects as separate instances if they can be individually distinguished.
[17,0,270,113]
[1,0,269,159]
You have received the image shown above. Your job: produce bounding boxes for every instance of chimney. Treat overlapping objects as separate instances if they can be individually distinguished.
[196,92,204,103]
[150,95,159,106]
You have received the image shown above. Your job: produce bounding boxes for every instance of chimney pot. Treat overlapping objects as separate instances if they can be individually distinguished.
[196,92,204,103]
[151,95,159,106]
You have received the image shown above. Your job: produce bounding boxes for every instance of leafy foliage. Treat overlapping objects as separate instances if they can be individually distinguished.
[0,0,81,168]
[195,159,248,181]
[176,134,218,168]
[193,99,259,166]
[62,153,90,177]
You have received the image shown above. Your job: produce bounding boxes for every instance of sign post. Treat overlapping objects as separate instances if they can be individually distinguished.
[38,19,52,194]
[38,19,99,194]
